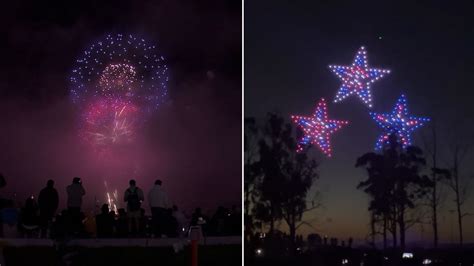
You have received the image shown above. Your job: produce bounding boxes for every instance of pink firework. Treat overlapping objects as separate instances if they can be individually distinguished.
[70,33,169,112]
[70,34,169,151]
[80,98,140,148]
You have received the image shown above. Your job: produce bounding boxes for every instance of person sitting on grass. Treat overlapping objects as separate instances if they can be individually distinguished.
[96,204,115,238]
[51,209,69,239]
[0,200,19,238]
[116,208,128,238]
[20,196,40,238]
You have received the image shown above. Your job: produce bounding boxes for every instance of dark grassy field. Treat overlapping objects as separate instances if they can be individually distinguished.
[3,245,241,266]
[244,245,474,266]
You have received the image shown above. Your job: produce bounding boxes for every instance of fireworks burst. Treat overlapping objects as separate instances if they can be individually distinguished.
[104,181,119,214]
[99,63,137,99]
[70,33,169,112]
[81,99,140,147]
[70,33,169,149]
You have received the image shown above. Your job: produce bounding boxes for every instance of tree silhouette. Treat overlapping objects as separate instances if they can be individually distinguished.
[445,143,472,246]
[253,113,319,250]
[244,117,262,242]
[443,122,473,247]
[356,134,432,249]
[279,148,318,251]
[253,114,286,234]
[355,149,395,248]
[421,122,451,248]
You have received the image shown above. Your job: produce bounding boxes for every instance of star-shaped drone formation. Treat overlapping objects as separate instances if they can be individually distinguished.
[291,98,348,157]
[370,94,429,150]
[329,46,390,108]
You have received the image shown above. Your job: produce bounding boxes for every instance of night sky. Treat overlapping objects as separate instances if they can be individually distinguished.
[245,1,474,244]
[0,0,241,216]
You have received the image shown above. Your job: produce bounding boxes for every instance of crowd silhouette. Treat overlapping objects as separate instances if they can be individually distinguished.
[0,175,241,239]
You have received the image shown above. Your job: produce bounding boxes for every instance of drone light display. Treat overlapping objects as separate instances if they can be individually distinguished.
[291,98,348,157]
[329,46,390,108]
[370,94,429,150]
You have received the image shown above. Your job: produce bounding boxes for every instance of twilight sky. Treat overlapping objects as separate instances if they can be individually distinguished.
[245,0,474,245]
[0,0,241,215]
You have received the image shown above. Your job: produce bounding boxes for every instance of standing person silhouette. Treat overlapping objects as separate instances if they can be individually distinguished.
[148,179,170,238]
[38,179,59,238]
[66,177,85,235]
[124,179,144,236]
